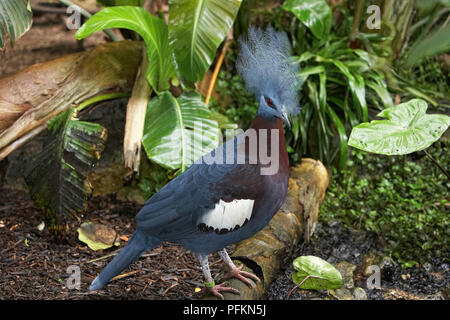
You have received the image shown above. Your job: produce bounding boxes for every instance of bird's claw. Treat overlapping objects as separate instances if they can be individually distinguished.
[203,281,240,300]
[221,264,260,288]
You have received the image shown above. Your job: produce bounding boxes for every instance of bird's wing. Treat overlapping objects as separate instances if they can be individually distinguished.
[195,162,264,235]
[135,137,265,239]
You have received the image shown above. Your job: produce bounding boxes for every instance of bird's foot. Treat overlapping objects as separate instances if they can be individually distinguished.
[202,280,240,300]
[221,264,260,288]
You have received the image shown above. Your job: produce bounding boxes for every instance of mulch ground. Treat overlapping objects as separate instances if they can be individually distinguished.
[266,221,449,300]
[0,189,227,300]
[1,188,448,301]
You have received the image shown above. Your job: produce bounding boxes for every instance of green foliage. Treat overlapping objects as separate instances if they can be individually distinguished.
[142,91,220,172]
[168,0,242,86]
[0,0,32,49]
[320,142,449,267]
[77,1,242,91]
[292,256,343,290]
[25,108,107,228]
[209,49,258,130]
[393,0,450,106]
[415,0,450,14]
[295,45,393,168]
[75,6,175,92]
[406,56,449,101]
[76,2,240,175]
[241,3,392,169]
[137,163,170,199]
[349,99,450,155]
[403,23,450,69]
[282,0,332,41]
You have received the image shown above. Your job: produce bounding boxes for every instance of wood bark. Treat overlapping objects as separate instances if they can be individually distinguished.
[0,40,143,160]
[203,158,329,300]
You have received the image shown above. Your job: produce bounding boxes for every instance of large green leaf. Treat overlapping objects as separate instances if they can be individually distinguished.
[348,99,450,155]
[0,0,32,49]
[292,256,343,290]
[142,91,220,172]
[282,0,332,41]
[168,0,242,84]
[75,6,175,92]
[25,109,107,227]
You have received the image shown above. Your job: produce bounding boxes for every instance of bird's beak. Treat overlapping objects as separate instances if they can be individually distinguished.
[282,112,291,130]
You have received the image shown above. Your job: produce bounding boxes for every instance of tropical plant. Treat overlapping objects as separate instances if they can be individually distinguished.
[25,108,107,233]
[349,98,450,179]
[0,0,33,49]
[278,0,394,169]
[345,98,450,264]
[402,0,450,69]
[21,0,242,229]
[75,1,242,169]
[393,0,450,106]
[349,99,450,156]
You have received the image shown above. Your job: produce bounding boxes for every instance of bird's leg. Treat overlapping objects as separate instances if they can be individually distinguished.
[196,253,239,300]
[218,249,260,287]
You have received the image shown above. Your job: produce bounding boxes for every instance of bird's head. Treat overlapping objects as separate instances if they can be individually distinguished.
[236,25,301,129]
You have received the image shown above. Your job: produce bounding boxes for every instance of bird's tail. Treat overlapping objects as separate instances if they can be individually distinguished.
[89,231,160,291]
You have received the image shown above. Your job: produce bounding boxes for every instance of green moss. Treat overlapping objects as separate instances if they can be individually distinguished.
[320,140,449,268]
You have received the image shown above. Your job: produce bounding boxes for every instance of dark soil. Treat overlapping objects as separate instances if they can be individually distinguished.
[266,221,449,300]
[0,188,225,300]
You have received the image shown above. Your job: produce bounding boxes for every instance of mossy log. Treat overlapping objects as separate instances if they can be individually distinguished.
[204,158,329,300]
[0,40,143,159]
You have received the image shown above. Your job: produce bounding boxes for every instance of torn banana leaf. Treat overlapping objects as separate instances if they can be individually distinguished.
[0,0,33,49]
[25,108,107,228]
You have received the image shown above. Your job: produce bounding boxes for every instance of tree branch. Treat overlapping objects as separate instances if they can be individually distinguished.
[423,149,450,181]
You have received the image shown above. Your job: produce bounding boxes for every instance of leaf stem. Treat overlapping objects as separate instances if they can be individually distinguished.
[286,275,322,300]
[205,39,232,106]
[349,0,364,42]
[76,92,131,112]
[423,149,450,181]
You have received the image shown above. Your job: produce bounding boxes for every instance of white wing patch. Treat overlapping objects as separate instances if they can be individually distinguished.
[198,199,254,234]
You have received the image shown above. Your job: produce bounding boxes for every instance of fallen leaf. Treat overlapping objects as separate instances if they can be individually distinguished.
[77,222,120,251]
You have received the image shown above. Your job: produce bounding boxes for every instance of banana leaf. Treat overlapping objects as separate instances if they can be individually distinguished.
[168,0,242,85]
[282,0,332,41]
[25,108,107,229]
[76,6,175,92]
[142,91,220,172]
[0,0,32,49]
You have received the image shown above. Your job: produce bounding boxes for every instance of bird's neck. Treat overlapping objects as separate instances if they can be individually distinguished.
[250,116,283,131]
[247,116,289,176]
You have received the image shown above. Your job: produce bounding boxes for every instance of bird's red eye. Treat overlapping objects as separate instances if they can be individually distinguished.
[265,97,274,107]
